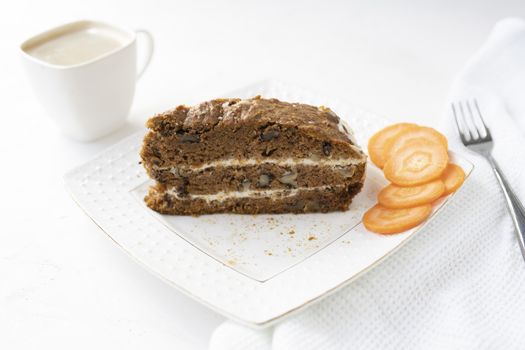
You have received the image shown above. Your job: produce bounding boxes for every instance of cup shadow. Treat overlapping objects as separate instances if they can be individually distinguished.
[56,119,145,170]
[95,120,143,148]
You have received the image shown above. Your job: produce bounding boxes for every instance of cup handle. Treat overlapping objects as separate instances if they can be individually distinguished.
[135,29,154,81]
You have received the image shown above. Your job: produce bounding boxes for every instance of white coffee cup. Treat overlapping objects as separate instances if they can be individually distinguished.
[20,20,154,141]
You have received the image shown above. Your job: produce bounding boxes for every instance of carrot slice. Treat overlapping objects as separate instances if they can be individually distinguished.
[363,204,432,234]
[383,139,448,186]
[378,180,445,209]
[441,163,465,195]
[385,126,448,161]
[368,123,419,168]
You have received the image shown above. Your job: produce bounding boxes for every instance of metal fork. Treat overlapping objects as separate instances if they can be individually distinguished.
[452,100,525,261]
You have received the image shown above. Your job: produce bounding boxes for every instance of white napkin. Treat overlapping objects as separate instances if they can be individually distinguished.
[209,18,525,350]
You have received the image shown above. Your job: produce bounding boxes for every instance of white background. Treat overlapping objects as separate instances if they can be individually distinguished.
[1,0,524,349]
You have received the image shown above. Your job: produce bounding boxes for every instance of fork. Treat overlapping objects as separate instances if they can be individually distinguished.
[452,100,525,260]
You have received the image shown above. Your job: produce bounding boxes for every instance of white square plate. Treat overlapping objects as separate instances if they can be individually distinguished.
[64,81,473,327]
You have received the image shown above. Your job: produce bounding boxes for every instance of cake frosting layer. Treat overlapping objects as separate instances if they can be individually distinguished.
[155,156,365,173]
[165,185,343,203]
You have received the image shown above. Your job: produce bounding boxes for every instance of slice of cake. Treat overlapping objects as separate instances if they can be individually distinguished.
[140,96,367,215]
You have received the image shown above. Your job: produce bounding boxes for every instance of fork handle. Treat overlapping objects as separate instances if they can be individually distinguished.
[487,155,525,260]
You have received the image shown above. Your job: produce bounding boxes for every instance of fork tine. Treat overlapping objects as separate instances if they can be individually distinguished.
[458,101,475,141]
[451,103,468,144]
[464,100,480,140]
[473,99,491,139]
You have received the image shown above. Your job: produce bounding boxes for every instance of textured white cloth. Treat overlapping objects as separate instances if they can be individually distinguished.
[209,18,525,350]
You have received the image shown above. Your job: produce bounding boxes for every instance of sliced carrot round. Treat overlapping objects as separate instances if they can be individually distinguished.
[368,123,419,168]
[385,126,448,161]
[363,204,432,234]
[378,179,445,209]
[441,163,465,195]
[383,139,448,186]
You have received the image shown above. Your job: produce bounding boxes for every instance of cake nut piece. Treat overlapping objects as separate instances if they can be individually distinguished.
[176,131,200,143]
[240,178,251,191]
[260,125,281,141]
[278,171,298,188]
[257,174,273,188]
[323,142,332,156]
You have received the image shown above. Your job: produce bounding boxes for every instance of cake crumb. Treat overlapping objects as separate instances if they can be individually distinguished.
[227,259,237,266]
[288,228,296,235]
[308,235,317,241]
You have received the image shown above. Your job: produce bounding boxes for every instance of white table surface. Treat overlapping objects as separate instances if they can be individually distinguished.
[2,0,524,348]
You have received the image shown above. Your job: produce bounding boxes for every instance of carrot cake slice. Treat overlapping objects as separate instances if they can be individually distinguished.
[140,96,367,215]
